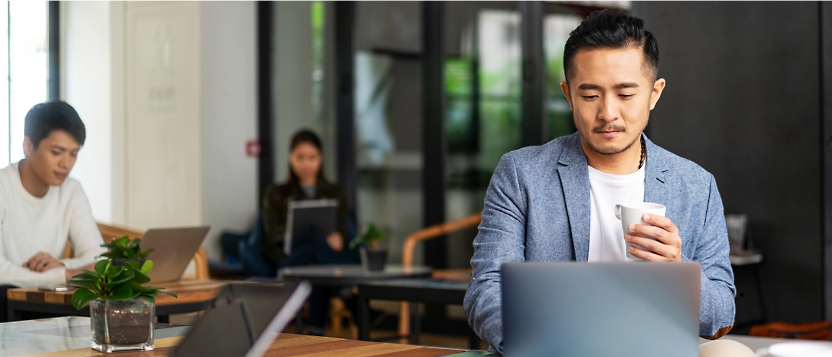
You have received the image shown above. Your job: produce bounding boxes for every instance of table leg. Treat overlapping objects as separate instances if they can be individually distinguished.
[295,313,303,334]
[358,294,370,340]
[408,302,420,345]
[468,330,480,350]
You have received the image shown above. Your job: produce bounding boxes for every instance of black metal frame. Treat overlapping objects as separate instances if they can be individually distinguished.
[335,2,358,222]
[356,280,479,349]
[48,1,59,101]
[821,1,832,321]
[422,1,447,269]
[257,2,275,201]
[520,1,546,147]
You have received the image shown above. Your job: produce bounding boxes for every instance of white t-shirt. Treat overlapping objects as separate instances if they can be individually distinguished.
[587,165,645,262]
[0,162,105,287]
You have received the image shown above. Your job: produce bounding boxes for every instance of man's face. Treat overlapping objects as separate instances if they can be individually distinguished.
[23,130,80,186]
[560,47,665,156]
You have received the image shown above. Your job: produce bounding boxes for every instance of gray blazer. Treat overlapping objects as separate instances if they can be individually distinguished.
[463,132,736,352]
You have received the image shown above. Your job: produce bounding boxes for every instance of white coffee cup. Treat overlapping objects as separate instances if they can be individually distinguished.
[614,202,667,260]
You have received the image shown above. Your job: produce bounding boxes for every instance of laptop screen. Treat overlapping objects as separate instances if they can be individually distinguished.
[171,281,311,357]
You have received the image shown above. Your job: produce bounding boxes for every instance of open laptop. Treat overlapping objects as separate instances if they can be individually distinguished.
[141,226,210,283]
[283,199,337,255]
[501,262,701,357]
[170,281,311,357]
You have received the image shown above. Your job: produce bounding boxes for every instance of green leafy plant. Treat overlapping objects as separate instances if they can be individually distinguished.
[98,236,154,260]
[69,259,176,310]
[349,222,386,250]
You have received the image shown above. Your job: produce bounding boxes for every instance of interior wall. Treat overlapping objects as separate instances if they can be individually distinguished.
[63,2,259,260]
[199,2,258,259]
[631,2,822,324]
[62,1,114,223]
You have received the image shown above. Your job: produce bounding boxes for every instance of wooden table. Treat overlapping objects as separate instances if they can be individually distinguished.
[7,280,228,322]
[20,332,465,357]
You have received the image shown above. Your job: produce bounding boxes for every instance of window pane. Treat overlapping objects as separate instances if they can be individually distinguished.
[9,0,48,163]
[0,2,9,165]
[544,13,582,142]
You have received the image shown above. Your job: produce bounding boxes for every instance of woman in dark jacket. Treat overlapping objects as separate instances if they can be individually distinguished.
[262,129,361,335]
[261,129,350,268]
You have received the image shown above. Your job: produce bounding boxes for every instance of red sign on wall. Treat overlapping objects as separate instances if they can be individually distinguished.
[246,139,261,158]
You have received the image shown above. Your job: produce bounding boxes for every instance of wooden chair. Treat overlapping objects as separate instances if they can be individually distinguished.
[398,213,482,341]
[62,222,210,281]
[750,321,832,340]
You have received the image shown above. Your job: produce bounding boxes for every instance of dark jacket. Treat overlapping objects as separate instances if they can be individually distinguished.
[261,180,349,265]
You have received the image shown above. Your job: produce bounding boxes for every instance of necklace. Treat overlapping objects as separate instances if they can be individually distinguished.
[638,136,646,169]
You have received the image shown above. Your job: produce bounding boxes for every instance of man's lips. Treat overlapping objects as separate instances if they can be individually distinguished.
[595,130,623,137]
[54,172,67,180]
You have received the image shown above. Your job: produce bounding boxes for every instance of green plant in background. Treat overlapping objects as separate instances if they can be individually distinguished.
[69,260,176,310]
[349,223,387,250]
[98,236,153,260]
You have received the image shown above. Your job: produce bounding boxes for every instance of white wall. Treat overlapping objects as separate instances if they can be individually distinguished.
[62,1,115,223]
[200,2,258,259]
[62,1,258,260]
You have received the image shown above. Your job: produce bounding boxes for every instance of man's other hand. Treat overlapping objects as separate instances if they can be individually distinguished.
[624,214,682,262]
[23,252,65,272]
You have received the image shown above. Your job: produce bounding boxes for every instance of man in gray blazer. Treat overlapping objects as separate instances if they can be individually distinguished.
[463,9,736,353]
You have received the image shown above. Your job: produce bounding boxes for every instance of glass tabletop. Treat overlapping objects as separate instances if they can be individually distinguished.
[0,317,189,357]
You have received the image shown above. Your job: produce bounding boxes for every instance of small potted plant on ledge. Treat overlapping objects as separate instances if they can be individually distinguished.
[69,259,176,352]
[350,223,388,271]
[99,236,154,266]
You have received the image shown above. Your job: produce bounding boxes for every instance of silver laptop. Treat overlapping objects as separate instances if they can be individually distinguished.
[501,262,701,357]
[142,226,210,283]
[170,281,312,357]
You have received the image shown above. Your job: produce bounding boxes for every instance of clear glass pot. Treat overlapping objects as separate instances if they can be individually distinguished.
[89,298,154,352]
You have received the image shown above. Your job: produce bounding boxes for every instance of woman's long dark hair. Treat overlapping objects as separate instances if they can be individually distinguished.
[285,129,328,191]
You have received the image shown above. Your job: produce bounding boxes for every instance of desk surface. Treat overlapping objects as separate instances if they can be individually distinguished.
[279,265,432,286]
[7,280,227,306]
[0,317,464,357]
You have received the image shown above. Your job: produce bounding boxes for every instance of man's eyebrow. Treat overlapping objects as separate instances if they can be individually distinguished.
[576,82,640,90]
[50,144,67,151]
[616,82,640,89]
[577,83,601,90]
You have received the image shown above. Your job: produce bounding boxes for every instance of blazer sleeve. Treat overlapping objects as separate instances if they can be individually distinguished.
[463,154,527,353]
[695,175,737,339]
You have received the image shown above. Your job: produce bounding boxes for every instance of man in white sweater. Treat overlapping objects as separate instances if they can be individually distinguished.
[0,101,105,295]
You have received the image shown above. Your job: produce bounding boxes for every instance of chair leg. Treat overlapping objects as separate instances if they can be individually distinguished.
[399,302,410,344]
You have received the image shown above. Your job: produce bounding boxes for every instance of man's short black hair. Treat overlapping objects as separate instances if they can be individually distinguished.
[24,101,86,148]
[563,9,659,82]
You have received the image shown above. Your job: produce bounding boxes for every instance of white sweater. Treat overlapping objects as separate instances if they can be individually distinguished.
[0,162,106,287]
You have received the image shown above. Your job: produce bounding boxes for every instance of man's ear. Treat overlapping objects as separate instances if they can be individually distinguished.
[22,137,33,158]
[560,81,573,111]
[649,78,666,111]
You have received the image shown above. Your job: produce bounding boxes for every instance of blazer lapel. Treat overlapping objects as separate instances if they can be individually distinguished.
[556,134,591,261]
[642,135,671,211]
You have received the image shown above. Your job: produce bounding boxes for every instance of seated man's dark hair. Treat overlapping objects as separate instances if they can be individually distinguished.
[563,8,659,82]
[24,101,86,148]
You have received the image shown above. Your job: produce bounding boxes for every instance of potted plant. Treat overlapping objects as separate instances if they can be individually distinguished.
[350,223,388,271]
[99,236,154,266]
[69,259,176,352]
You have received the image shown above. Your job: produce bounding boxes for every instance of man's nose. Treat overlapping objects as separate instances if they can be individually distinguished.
[597,97,620,122]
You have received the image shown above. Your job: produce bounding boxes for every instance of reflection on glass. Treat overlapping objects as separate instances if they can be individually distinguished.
[354,2,423,265]
[544,14,582,141]
[9,1,48,163]
[444,6,523,269]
